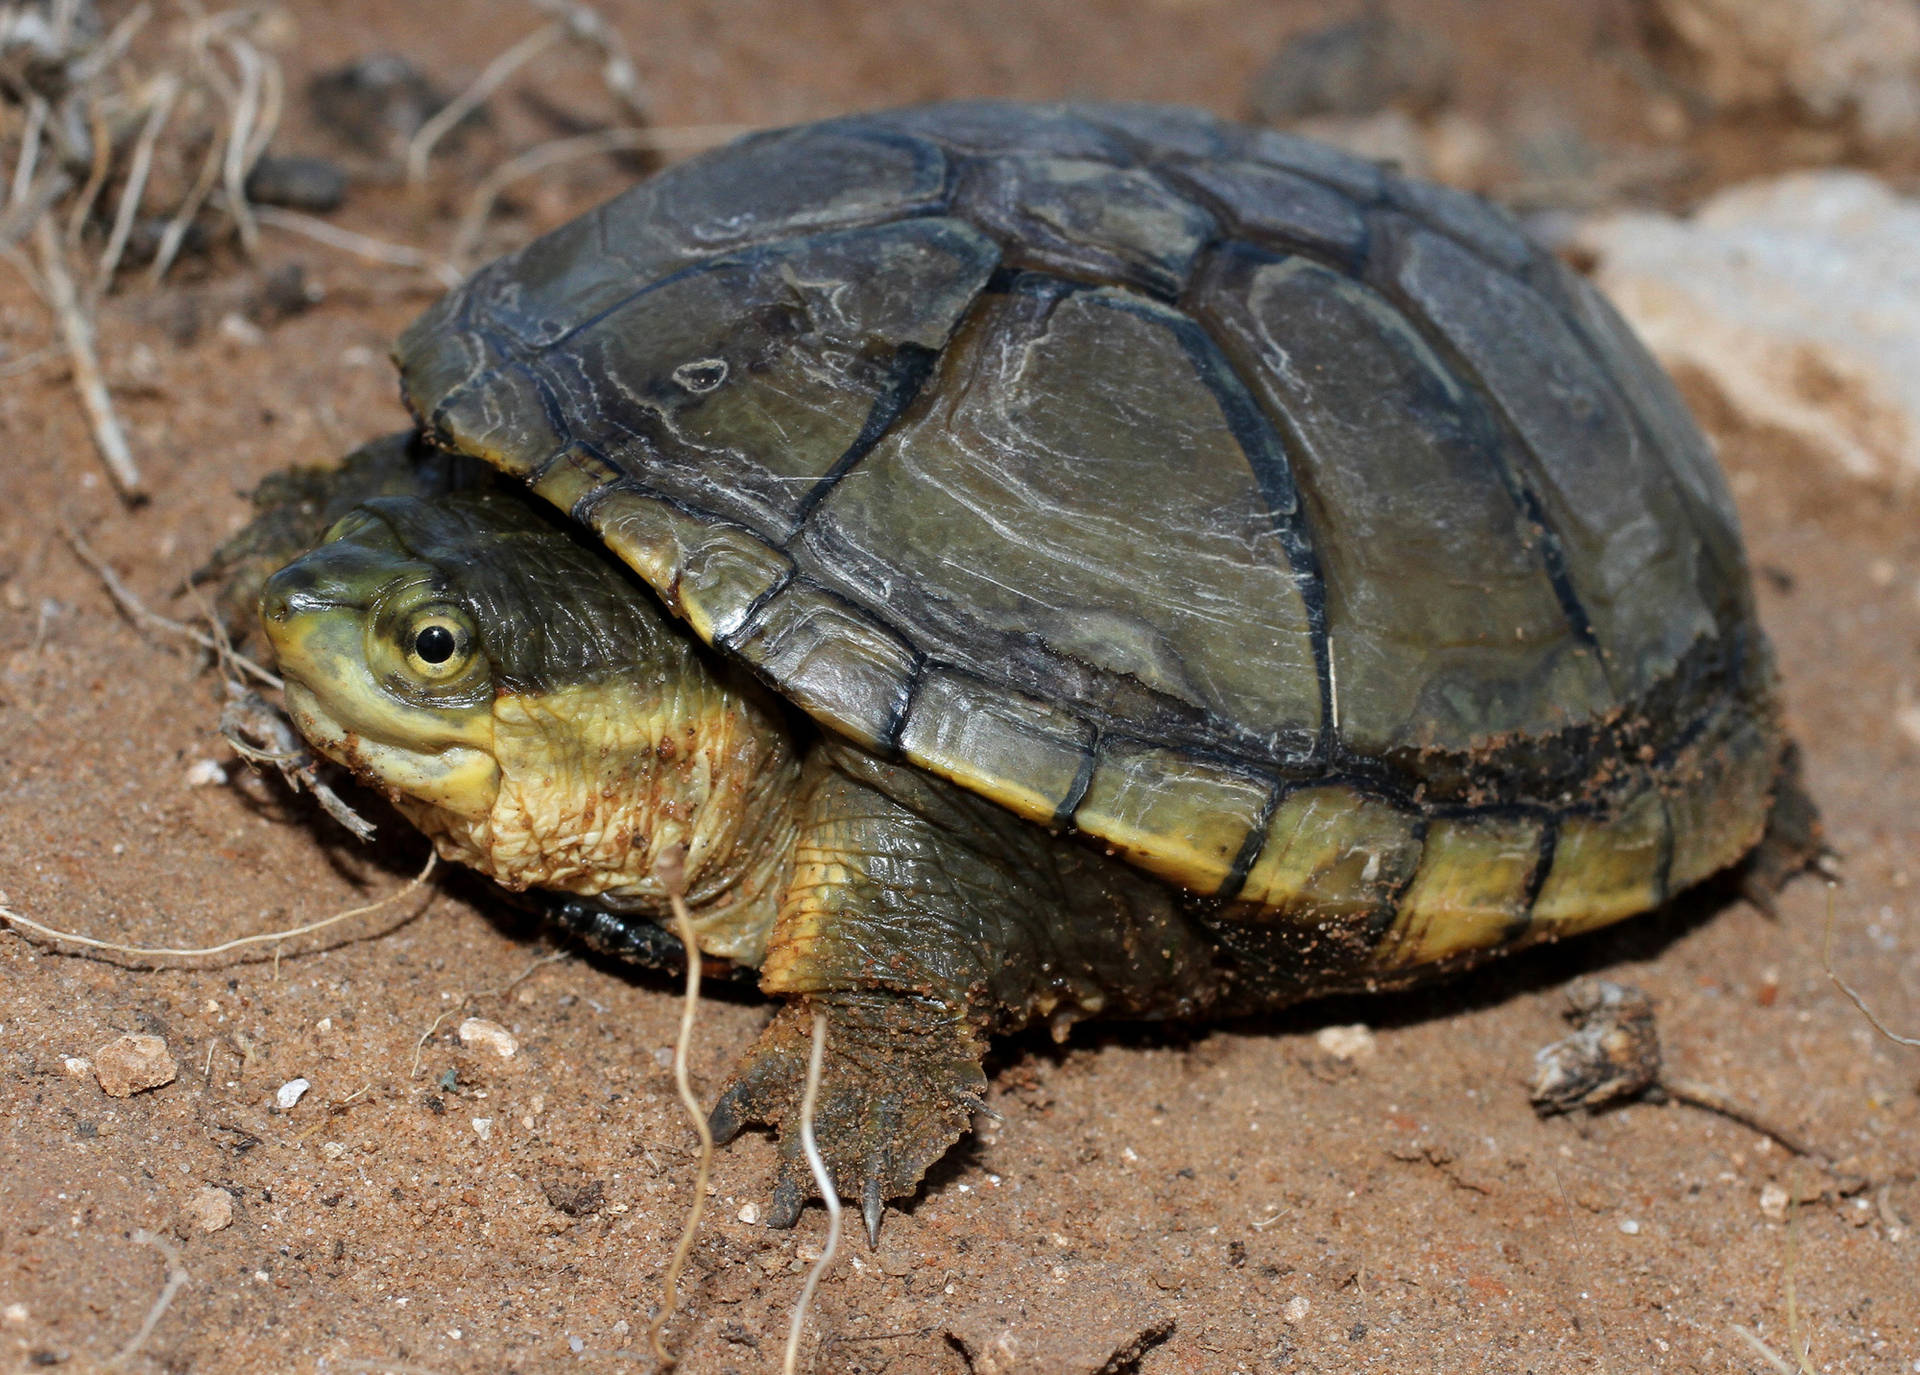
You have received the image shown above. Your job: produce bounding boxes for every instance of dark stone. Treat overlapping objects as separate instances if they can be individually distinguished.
[245,154,348,213]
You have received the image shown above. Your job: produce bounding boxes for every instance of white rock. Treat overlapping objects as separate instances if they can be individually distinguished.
[61,1056,92,1077]
[185,1185,234,1233]
[1281,1295,1311,1324]
[1618,1217,1642,1235]
[1578,172,1920,483]
[274,1077,311,1110]
[92,1033,176,1097]
[2,1302,27,1326]
[1760,1181,1792,1220]
[1314,1023,1378,1061]
[319,1141,349,1160]
[1645,0,1920,146]
[457,1017,518,1059]
[183,758,228,788]
[472,1116,493,1141]
[736,1201,761,1225]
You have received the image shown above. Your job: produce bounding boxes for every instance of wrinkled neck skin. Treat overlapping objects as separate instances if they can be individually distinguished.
[394,668,800,967]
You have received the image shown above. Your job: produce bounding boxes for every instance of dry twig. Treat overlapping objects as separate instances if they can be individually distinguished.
[33,217,142,497]
[104,1230,189,1370]
[783,1010,841,1375]
[1822,883,1920,1049]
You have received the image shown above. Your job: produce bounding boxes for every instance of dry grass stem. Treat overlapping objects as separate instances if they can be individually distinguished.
[450,123,752,265]
[648,845,714,1367]
[61,522,281,686]
[96,76,179,293]
[1822,883,1920,1049]
[0,850,436,964]
[1660,1077,1830,1167]
[252,203,461,285]
[406,19,568,184]
[103,1229,188,1369]
[32,217,142,497]
[784,1010,840,1375]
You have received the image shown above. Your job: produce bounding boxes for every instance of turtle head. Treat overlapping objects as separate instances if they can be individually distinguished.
[259,498,503,818]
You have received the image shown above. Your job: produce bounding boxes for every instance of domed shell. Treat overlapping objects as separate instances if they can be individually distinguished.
[396,101,1781,921]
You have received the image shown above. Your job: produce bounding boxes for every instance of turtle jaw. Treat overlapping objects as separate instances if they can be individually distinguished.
[260,537,501,821]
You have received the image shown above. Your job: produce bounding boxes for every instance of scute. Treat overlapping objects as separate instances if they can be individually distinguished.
[396,100,1785,921]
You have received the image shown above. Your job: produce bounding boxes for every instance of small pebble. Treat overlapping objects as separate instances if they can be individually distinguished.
[1760,1182,1791,1221]
[244,155,348,213]
[218,312,266,347]
[458,1017,518,1059]
[185,1186,234,1233]
[736,1201,761,1225]
[320,1141,348,1160]
[61,1056,92,1077]
[1618,1217,1641,1235]
[569,1336,585,1354]
[275,1077,311,1110]
[184,759,228,788]
[1315,1023,1377,1061]
[92,1033,177,1097]
[472,1117,493,1141]
[2,1302,27,1326]
[1282,1295,1311,1324]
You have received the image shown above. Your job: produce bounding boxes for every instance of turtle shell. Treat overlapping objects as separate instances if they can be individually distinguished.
[394,101,1782,937]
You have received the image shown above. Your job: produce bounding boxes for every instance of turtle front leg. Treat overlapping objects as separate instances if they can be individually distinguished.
[711,742,1229,1242]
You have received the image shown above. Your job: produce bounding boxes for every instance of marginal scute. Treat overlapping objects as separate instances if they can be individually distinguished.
[897,670,1095,825]
[955,155,1216,295]
[530,444,625,517]
[1243,128,1385,201]
[1383,219,1718,699]
[586,488,789,643]
[1197,249,1615,760]
[798,284,1323,764]
[730,581,918,749]
[1664,696,1780,895]
[426,360,567,478]
[1384,172,1536,277]
[868,101,1131,160]
[1235,785,1422,920]
[1077,102,1240,161]
[1374,814,1545,968]
[1166,161,1368,265]
[1532,788,1670,936]
[531,219,1000,542]
[1071,739,1274,895]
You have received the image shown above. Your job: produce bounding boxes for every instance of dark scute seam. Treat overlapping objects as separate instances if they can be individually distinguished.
[1651,796,1676,907]
[1157,295,1333,773]
[1051,743,1099,831]
[1509,810,1559,944]
[1217,777,1287,903]
[1364,813,1431,949]
[785,341,942,536]
[1359,210,1603,657]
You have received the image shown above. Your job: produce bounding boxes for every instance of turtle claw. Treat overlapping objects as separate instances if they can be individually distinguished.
[711,994,987,1235]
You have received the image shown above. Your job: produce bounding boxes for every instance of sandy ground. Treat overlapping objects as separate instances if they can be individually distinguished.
[2,2,1917,1372]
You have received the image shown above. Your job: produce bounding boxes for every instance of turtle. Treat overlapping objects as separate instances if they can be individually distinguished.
[218,100,1813,1244]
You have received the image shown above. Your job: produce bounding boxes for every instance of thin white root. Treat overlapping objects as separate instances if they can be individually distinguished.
[33,218,143,499]
[783,1011,840,1375]
[95,75,179,295]
[449,123,752,266]
[103,1229,188,1369]
[0,851,436,963]
[1822,883,1920,1049]
[648,847,713,1366]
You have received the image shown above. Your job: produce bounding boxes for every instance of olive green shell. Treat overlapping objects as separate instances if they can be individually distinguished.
[395,101,1781,945]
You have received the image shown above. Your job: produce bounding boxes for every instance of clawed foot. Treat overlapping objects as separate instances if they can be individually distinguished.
[709,993,989,1245]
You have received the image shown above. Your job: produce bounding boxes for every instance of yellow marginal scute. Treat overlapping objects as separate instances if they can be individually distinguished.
[1532,788,1670,937]
[1236,785,1422,921]
[1374,814,1544,968]
[1071,741,1272,896]
[897,670,1094,827]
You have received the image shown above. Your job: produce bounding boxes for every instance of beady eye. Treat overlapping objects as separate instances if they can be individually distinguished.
[415,624,457,664]
[401,611,473,679]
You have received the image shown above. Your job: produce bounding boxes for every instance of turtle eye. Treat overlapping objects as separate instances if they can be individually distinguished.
[402,611,473,679]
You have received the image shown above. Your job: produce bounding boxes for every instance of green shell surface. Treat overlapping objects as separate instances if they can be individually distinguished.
[395,100,1773,908]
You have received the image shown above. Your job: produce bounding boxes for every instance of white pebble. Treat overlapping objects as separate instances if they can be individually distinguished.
[61,1056,92,1077]
[736,1201,761,1225]
[569,1336,584,1353]
[458,1017,519,1059]
[183,759,228,788]
[1618,1217,1641,1235]
[1760,1182,1791,1220]
[1282,1295,1311,1324]
[219,312,266,347]
[319,1141,348,1160]
[2,1303,28,1326]
[185,1185,234,1233]
[1315,1023,1377,1061]
[275,1077,311,1110]
[472,1117,493,1141]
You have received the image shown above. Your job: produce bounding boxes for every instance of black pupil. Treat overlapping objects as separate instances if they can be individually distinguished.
[415,624,457,665]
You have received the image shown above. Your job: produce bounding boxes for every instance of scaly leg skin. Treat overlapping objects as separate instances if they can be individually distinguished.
[710,742,1231,1244]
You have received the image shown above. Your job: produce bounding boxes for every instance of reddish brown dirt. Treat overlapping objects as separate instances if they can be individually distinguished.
[2,3,1917,1372]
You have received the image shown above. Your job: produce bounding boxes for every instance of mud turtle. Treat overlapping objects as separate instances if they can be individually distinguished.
[234,101,1803,1241]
